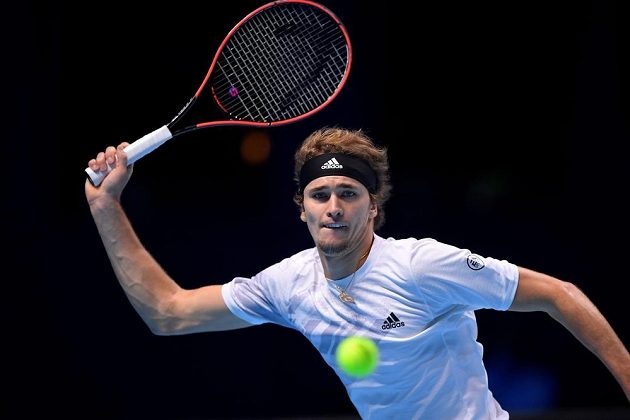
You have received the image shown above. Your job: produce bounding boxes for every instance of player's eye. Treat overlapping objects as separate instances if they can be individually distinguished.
[311,192,329,200]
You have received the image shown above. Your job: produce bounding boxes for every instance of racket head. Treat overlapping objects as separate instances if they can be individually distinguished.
[198,0,352,128]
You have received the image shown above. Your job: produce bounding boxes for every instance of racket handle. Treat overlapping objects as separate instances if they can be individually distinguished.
[85,125,173,186]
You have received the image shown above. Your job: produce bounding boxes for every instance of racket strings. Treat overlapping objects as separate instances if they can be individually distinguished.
[268,9,342,111]
[263,5,348,106]
[212,3,349,122]
[217,6,339,118]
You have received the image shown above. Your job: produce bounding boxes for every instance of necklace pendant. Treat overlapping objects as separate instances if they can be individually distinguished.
[339,291,355,304]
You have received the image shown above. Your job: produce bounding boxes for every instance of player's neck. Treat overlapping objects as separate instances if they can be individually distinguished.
[321,234,374,280]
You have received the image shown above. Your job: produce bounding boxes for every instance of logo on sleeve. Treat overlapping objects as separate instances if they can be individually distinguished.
[466,253,486,270]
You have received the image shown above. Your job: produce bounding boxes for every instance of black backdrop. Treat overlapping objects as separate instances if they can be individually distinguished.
[5,0,630,418]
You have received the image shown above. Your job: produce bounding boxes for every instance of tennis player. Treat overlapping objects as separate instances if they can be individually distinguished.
[85,127,629,419]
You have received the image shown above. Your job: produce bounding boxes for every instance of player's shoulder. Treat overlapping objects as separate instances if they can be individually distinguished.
[378,235,464,261]
[265,246,318,275]
[288,246,319,264]
[378,234,440,251]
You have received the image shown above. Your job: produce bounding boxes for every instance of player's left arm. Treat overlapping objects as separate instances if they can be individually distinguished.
[509,267,630,401]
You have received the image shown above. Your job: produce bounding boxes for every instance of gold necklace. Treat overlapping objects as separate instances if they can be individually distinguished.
[328,238,373,304]
[330,272,359,304]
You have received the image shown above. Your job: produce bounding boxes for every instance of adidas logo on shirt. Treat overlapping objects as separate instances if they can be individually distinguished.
[382,312,405,330]
[321,157,343,169]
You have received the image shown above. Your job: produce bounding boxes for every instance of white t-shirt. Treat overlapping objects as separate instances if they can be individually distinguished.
[222,234,519,419]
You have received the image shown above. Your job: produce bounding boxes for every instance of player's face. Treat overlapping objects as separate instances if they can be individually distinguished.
[301,176,377,257]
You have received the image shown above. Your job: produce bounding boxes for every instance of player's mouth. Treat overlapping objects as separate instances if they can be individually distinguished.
[323,223,348,229]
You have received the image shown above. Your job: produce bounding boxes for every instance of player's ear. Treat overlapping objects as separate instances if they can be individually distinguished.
[368,202,377,219]
[300,209,307,222]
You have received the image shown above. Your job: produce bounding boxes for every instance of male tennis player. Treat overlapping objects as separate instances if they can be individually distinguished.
[86,127,629,419]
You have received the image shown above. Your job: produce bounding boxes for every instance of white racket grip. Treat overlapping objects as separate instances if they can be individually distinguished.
[85,125,173,186]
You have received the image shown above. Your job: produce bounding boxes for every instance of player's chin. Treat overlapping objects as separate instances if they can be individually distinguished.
[317,233,350,255]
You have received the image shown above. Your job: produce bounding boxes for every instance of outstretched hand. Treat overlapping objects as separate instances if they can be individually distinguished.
[85,142,133,206]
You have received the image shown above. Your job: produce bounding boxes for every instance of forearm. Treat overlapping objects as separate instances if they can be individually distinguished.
[548,282,630,400]
[90,198,181,333]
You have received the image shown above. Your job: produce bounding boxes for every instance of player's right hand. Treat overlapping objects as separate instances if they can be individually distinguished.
[85,142,134,205]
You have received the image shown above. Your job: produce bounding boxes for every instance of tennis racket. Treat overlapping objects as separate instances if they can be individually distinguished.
[85,0,352,186]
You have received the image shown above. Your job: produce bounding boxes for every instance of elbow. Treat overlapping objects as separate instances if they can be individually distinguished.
[141,298,183,336]
[559,280,581,296]
[147,323,174,336]
[546,280,581,317]
[142,316,177,336]
[146,317,190,336]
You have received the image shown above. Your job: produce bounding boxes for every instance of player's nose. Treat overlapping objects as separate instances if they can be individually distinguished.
[326,196,343,218]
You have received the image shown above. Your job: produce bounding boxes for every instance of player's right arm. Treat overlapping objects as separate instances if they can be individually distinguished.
[85,144,252,334]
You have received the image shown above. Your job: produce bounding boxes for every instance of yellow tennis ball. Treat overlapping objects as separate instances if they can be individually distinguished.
[335,336,379,378]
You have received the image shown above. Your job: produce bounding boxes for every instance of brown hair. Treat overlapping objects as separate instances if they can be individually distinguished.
[293,127,392,230]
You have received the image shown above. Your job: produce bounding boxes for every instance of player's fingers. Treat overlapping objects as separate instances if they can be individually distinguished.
[105,146,117,166]
[115,142,130,167]
[96,151,107,172]
[88,158,98,171]
[116,148,128,167]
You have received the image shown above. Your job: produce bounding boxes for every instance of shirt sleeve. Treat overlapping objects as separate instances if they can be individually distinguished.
[221,260,295,328]
[411,239,519,312]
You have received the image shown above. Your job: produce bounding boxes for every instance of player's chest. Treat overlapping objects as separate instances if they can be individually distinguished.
[287,270,435,340]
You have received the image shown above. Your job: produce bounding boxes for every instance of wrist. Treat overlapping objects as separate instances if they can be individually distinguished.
[88,194,122,214]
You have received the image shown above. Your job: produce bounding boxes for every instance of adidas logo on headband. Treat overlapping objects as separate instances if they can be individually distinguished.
[321,158,343,169]
[299,153,377,194]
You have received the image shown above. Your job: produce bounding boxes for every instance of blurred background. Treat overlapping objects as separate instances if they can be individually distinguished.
[4,0,629,418]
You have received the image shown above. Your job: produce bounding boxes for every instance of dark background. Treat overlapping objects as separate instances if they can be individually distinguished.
[5,0,629,418]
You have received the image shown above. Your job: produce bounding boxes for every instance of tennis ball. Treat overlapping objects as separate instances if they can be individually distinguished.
[335,336,379,378]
